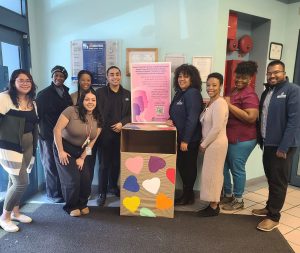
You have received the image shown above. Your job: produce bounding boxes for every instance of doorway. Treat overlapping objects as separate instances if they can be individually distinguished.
[290,29,300,187]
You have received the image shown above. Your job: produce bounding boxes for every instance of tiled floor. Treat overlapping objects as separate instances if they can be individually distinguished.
[225,178,300,253]
[19,178,300,252]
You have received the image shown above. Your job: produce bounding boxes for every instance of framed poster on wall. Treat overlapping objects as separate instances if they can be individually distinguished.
[269,42,283,60]
[126,48,158,76]
[192,56,213,81]
[164,54,186,72]
[71,40,120,86]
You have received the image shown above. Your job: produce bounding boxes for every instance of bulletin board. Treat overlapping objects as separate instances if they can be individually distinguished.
[71,40,120,86]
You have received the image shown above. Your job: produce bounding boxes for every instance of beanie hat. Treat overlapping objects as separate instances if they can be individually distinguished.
[51,65,68,79]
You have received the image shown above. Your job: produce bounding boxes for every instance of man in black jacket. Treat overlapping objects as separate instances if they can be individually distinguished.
[96,66,131,206]
[36,65,72,203]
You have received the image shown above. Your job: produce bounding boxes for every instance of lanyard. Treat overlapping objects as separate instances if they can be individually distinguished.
[82,116,93,148]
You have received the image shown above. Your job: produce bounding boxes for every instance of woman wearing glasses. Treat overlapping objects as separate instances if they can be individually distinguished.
[221,61,259,211]
[0,69,38,232]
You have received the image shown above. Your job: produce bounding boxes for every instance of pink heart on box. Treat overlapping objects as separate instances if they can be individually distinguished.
[148,156,166,173]
[125,156,144,174]
[166,168,175,184]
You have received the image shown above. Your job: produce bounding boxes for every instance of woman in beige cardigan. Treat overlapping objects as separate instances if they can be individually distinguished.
[198,72,228,217]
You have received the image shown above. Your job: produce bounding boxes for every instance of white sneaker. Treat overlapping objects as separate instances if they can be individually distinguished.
[0,219,19,232]
[11,213,32,223]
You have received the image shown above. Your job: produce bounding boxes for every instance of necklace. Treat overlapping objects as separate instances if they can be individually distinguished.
[18,98,32,111]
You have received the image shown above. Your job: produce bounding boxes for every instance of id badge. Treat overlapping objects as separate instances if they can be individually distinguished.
[85,146,92,156]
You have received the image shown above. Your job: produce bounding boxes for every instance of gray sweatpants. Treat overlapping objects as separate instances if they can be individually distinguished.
[3,132,32,211]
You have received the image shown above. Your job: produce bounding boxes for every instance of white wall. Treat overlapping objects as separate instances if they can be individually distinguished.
[27,0,300,185]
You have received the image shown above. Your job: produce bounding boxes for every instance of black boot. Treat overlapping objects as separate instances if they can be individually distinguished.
[175,187,195,205]
[175,191,186,205]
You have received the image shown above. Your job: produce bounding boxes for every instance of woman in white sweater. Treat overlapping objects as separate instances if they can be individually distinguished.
[198,72,228,217]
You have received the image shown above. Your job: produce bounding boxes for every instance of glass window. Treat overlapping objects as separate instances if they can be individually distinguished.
[1,42,21,77]
[0,0,22,15]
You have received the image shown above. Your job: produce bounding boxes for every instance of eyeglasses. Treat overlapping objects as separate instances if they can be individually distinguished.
[16,79,32,84]
[266,71,285,76]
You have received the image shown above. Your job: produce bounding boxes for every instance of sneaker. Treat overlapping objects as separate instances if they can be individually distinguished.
[197,205,220,217]
[81,207,90,215]
[0,219,19,232]
[222,199,244,211]
[109,188,120,197]
[11,213,32,223]
[96,193,106,207]
[69,209,81,217]
[252,208,268,217]
[220,196,235,205]
[257,219,279,232]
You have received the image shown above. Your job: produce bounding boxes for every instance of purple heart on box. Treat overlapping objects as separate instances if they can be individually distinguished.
[148,156,166,173]
[123,175,140,192]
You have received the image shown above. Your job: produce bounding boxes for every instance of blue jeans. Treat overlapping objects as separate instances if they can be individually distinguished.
[223,139,257,198]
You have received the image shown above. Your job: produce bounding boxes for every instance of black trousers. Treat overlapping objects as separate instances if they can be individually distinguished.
[263,146,296,222]
[85,141,98,184]
[176,141,200,190]
[98,130,120,194]
[53,145,91,213]
[39,138,63,200]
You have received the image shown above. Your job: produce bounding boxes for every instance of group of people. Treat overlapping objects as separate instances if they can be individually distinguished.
[169,60,300,232]
[0,65,130,232]
[0,59,299,233]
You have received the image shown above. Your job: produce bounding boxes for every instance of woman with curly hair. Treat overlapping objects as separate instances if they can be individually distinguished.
[221,61,259,211]
[0,69,38,232]
[167,64,203,205]
[53,89,102,216]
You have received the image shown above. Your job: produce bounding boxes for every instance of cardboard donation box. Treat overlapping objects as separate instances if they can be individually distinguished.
[120,123,177,218]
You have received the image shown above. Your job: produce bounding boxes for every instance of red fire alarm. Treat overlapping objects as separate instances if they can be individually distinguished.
[238,35,253,54]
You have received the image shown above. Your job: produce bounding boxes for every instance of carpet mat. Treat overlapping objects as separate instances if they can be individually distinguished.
[0,204,293,253]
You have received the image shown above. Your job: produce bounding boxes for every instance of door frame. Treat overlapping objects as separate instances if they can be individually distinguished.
[290,29,300,187]
[293,29,300,85]
[290,148,300,187]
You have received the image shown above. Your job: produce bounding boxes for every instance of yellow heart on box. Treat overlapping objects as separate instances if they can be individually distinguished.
[123,196,141,213]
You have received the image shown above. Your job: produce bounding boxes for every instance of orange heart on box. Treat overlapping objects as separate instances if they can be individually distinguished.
[156,193,173,210]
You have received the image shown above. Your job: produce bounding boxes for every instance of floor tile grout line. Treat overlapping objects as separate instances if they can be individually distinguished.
[287,239,300,247]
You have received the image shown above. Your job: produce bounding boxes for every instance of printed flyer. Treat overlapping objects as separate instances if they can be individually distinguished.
[131,62,171,123]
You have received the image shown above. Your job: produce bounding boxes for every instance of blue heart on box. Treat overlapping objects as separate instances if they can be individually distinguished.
[123,175,140,192]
